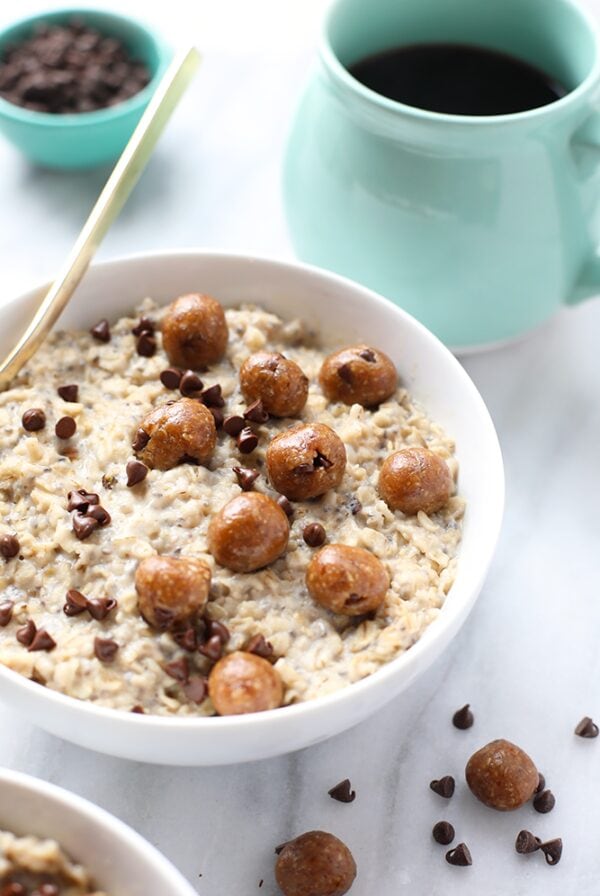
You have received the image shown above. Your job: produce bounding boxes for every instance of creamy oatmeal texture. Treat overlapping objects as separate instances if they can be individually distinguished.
[0,300,464,715]
[0,829,106,895]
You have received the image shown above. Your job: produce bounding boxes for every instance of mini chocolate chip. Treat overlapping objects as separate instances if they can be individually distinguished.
[515,830,541,854]
[432,821,455,845]
[233,465,259,491]
[67,489,99,512]
[132,316,155,336]
[223,415,245,436]
[164,657,190,682]
[22,408,46,432]
[179,370,204,396]
[200,384,225,408]
[445,843,472,866]
[205,618,230,644]
[87,504,111,526]
[57,384,79,402]
[172,626,198,652]
[0,600,14,626]
[198,634,224,661]
[359,348,376,362]
[132,428,150,452]
[277,495,294,518]
[160,367,184,389]
[303,522,326,547]
[452,703,474,730]
[246,634,274,659]
[210,407,224,429]
[314,451,333,469]
[131,705,145,714]
[575,716,599,738]
[91,319,110,342]
[94,637,119,663]
[55,416,77,439]
[337,363,353,384]
[126,459,148,487]
[16,619,36,646]
[237,426,258,454]
[540,838,563,866]
[295,462,315,475]
[430,776,455,798]
[348,496,362,515]
[28,629,56,652]
[0,534,20,559]
[136,331,156,357]
[536,773,546,794]
[244,399,269,423]
[72,513,98,540]
[328,779,356,803]
[64,589,89,616]
[183,676,208,704]
[533,789,556,814]
[87,597,117,621]
[153,607,175,630]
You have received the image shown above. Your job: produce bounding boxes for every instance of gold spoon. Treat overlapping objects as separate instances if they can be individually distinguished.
[0,46,201,391]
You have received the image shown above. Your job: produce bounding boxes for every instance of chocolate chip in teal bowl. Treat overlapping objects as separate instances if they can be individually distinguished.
[0,8,172,169]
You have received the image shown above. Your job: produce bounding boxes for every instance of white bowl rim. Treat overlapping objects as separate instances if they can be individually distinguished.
[0,249,504,736]
[0,767,198,894]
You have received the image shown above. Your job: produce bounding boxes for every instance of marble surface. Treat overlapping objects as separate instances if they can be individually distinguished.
[1,2,600,894]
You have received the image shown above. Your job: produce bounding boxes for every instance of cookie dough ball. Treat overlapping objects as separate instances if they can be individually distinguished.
[240,351,309,417]
[378,446,453,515]
[466,739,538,811]
[208,492,289,572]
[133,398,216,471]
[135,555,211,630]
[306,544,388,616]
[266,423,346,500]
[275,831,357,896]
[209,651,283,715]
[162,293,228,369]
[319,344,397,407]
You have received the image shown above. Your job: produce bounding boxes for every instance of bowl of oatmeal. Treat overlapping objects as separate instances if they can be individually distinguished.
[0,251,503,764]
[0,767,197,894]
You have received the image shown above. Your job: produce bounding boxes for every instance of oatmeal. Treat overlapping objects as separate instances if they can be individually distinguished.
[0,297,464,715]
[0,829,106,895]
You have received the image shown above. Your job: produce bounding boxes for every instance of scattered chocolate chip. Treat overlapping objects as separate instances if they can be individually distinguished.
[136,331,156,357]
[432,821,455,845]
[314,451,333,469]
[359,348,376,362]
[160,367,184,390]
[153,607,175,630]
[452,703,474,730]
[533,789,555,814]
[132,316,155,336]
[0,534,20,560]
[22,408,46,432]
[183,676,208,703]
[67,489,99,512]
[91,319,110,342]
[0,601,14,626]
[246,634,274,659]
[28,628,56,652]
[55,415,77,439]
[72,512,99,540]
[63,589,89,616]
[348,496,362,515]
[536,773,546,793]
[575,716,599,738]
[131,705,145,714]
[337,363,353,384]
[87,597,117,621]
[445,843,472,866]
[164,657,190,682]
[515,830,541,854]
[173,626,198,652]
[430,776,455,798]
[223,415,245,436]
[200,384,225,408]
[233,465,259,491]
[57,384,79,402]
[205,618,230,644]
[210,407,224,429]
[303,522,326,547]
[180,370,204,396]
[328,779,356,803]
[276,494,294,519]
[198,634,223,661]
[126,459,148,487]
[244,399,269,424]
[16,619,36,646]
[87,504,111,526]
[237,426,258,454]
[540,838,563,866]
[94,637,119,663]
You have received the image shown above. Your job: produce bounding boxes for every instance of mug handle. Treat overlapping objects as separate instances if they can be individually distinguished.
[568,113,600,304]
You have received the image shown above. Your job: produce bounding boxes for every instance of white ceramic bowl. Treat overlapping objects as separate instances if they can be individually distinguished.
[0,767,197,894]
[0,251,504,765]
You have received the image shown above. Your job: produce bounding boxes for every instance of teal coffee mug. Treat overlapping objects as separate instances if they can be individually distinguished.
[283,0,600,349]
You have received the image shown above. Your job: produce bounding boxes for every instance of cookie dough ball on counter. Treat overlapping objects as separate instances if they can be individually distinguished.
[466,739,539,811]
[306,544,389,616]
[135,555,211,630]
[208,492,290,572]
[319,344,397,407]
[240,351,309,417]
[378,446,453,515]
[275,831,357,896]
[209,651,283,715]
[266,423,346,500]
[133,398,217,471]
[162,293,229,369]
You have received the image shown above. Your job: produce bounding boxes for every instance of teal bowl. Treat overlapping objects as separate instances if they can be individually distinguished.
[0,8,172,169]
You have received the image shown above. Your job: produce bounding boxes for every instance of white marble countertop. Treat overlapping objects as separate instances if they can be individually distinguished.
[1,2,600,894]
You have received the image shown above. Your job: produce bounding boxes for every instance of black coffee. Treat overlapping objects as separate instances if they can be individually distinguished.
[348,43,567,116]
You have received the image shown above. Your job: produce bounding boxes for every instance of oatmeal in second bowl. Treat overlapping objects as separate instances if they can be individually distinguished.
[0,252,504,764]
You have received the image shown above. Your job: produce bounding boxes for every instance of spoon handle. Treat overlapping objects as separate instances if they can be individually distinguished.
[0,46,201,390]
